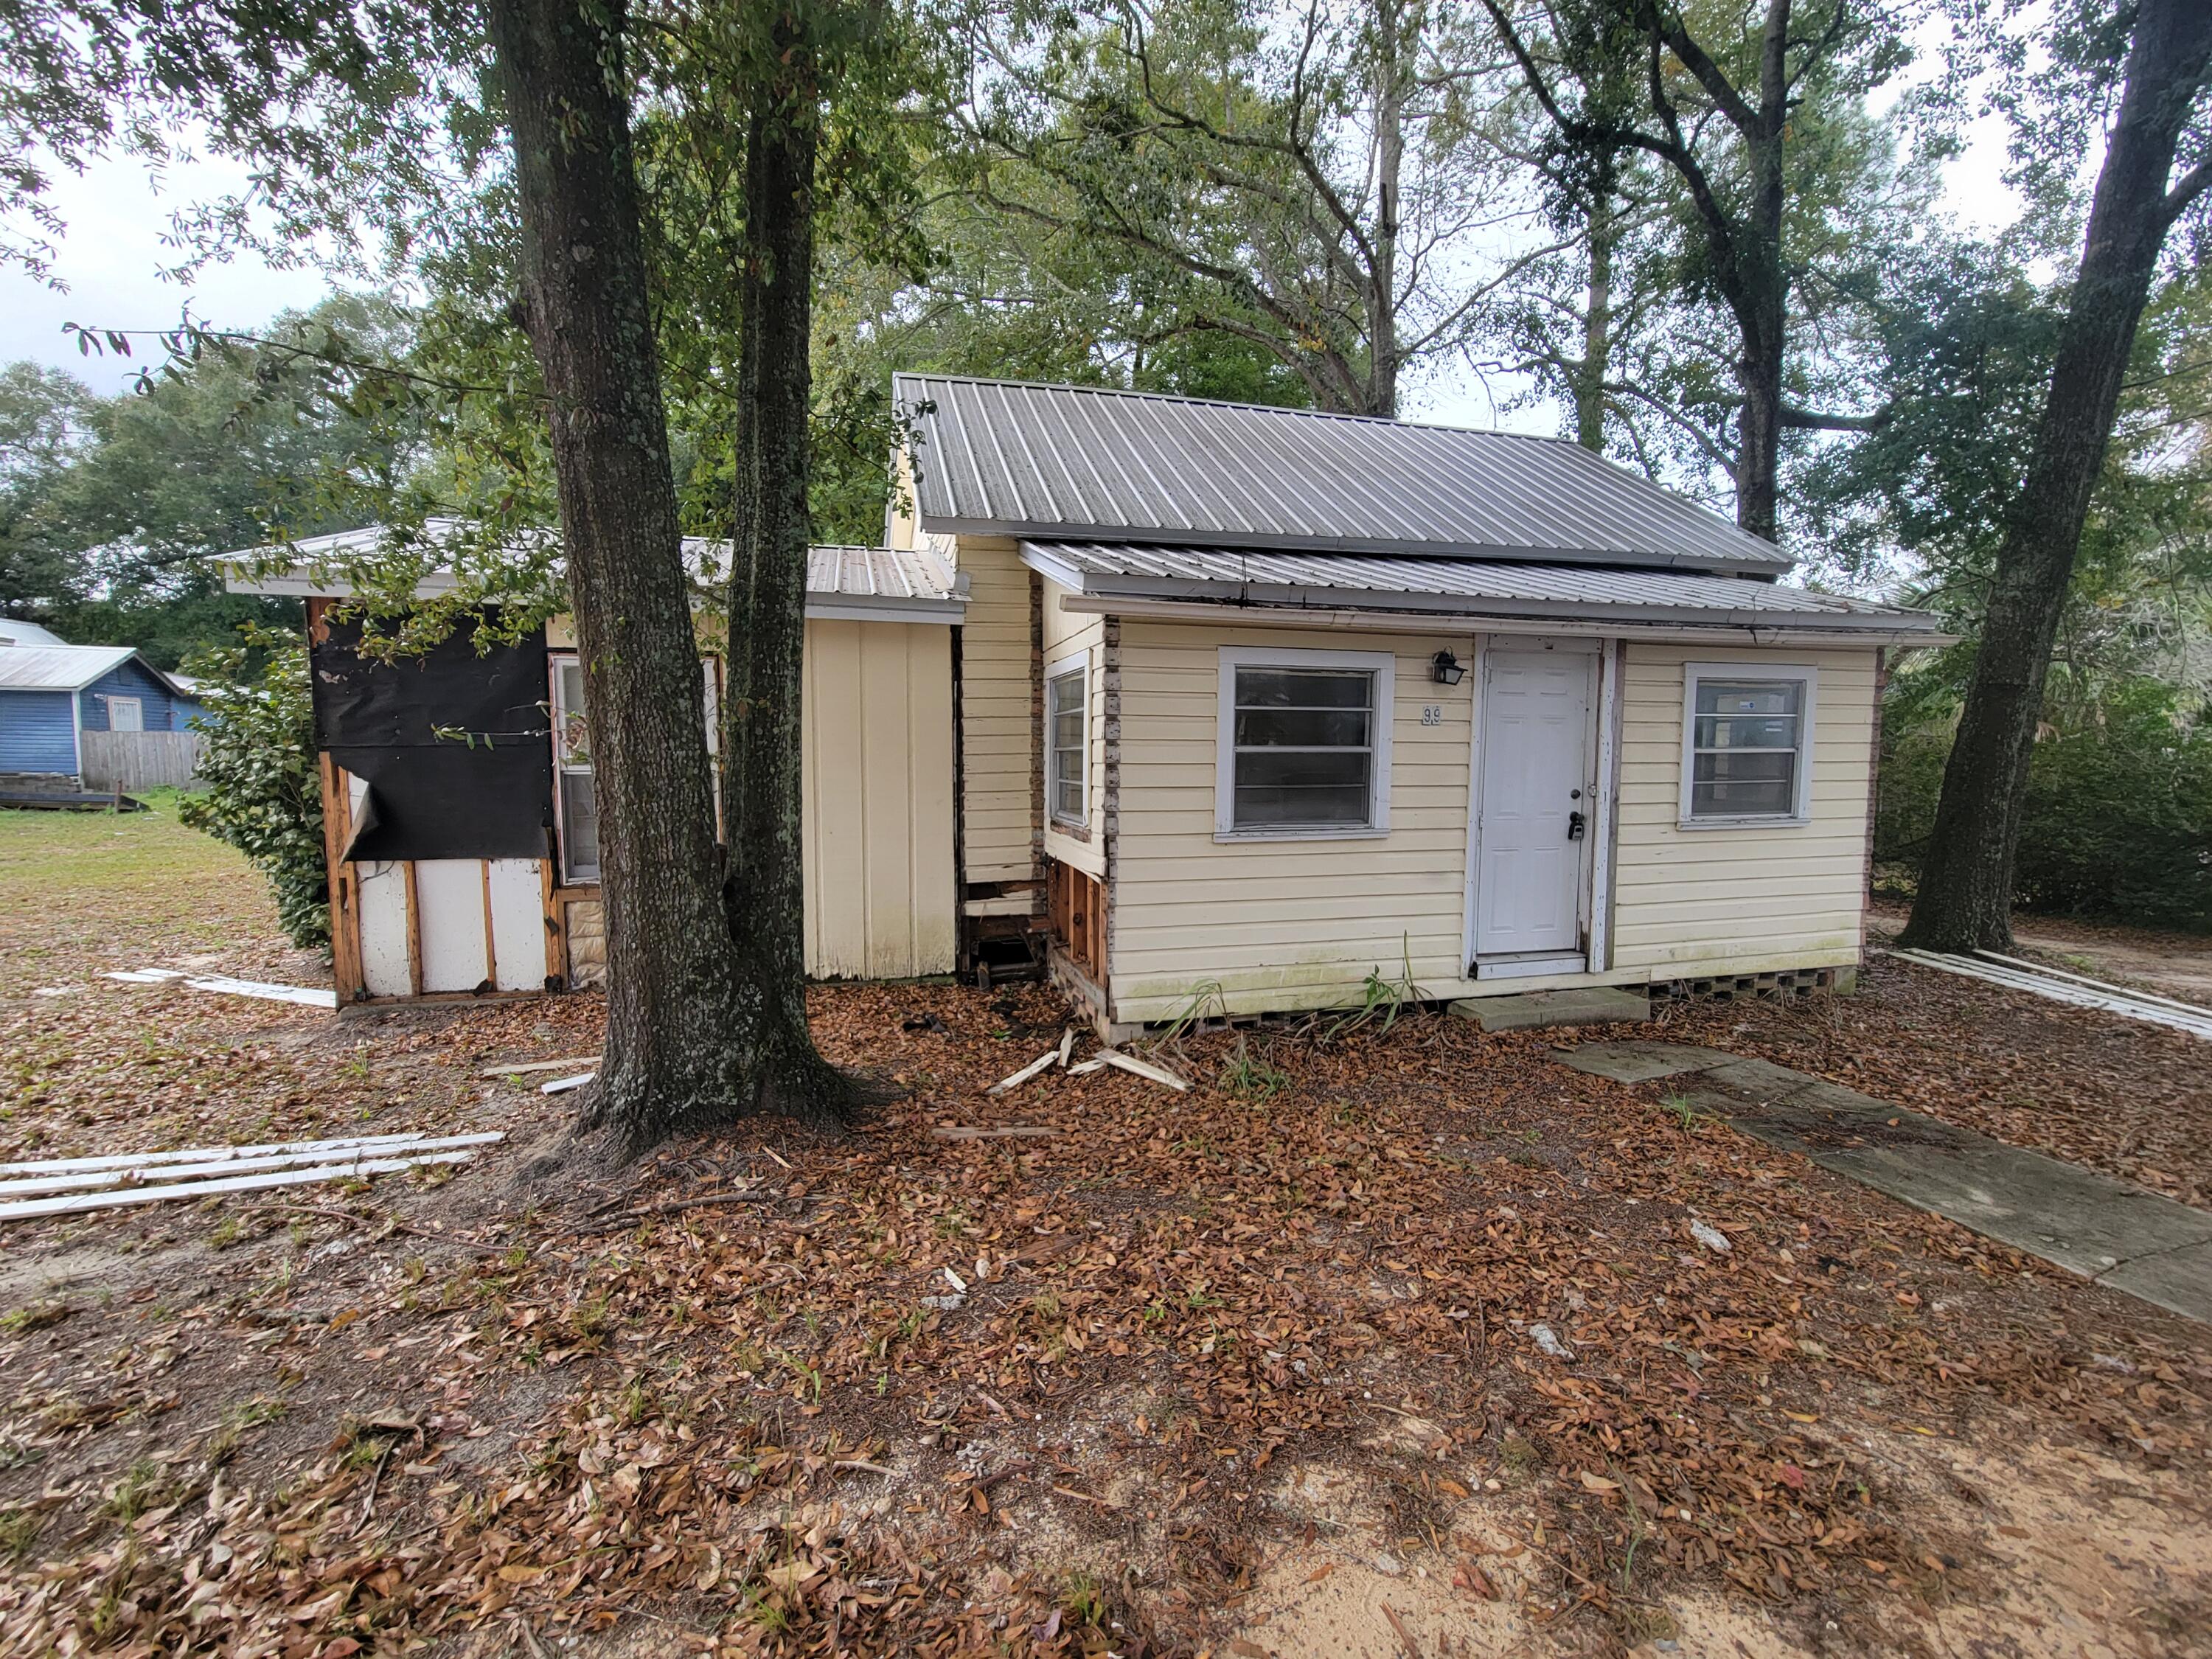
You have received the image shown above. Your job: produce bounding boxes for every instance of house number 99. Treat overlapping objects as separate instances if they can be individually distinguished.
[1420,706,1442,726]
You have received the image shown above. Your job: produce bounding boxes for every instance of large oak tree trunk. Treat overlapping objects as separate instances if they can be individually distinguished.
[1901,0,2212,953]
[720,33,855,1123]
[487,0,755,1150]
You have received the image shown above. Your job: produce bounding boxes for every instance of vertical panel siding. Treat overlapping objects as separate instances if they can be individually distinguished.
[1040,577,1107,880]
[1108,622,1478,1022]
[78,661,178,731]
[801,618,959,978]
[1609,642,1875,973]
[950,534,1036,883]
[0,689,80,774]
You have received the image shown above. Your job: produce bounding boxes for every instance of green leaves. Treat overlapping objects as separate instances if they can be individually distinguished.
[175,633,330,951]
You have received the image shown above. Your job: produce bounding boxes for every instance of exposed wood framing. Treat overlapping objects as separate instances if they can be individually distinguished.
[541,858,566,989]
[1048,860,1107,982]
[402,861,424,998]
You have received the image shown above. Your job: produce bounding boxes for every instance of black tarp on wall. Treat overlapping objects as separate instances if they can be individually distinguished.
[312,614,552,862]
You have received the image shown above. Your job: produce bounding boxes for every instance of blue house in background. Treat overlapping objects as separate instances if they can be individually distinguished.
[0,643,203,786]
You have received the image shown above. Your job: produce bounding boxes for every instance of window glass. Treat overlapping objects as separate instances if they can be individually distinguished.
[1231,667,1375,829]
[560,771,601,880]
[552,657,599,882]
[1048,668,1085,824]
[107,696,143,732]
[1688,677,1804,818]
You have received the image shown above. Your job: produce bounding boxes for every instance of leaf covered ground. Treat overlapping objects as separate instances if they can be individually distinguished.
[2,804,2208,1658]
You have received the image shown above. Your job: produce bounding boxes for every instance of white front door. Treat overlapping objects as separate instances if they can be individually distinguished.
[1474,645,1594,963]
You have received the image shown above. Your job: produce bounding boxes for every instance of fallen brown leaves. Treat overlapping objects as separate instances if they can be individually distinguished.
[3,831,2209,1657]
[1658,950,2212,1206]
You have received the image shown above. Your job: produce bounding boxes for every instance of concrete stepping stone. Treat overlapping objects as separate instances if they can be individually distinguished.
[1551,1040,2212,1326]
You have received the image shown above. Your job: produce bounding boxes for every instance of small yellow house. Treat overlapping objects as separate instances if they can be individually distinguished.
[229,378,1936,1027]
[888,375,1940,1032]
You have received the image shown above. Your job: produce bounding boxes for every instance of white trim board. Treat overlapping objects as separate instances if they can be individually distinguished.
[0,1135,506,1197]
[0,1151,484,1222]
[0,1131,501,1178]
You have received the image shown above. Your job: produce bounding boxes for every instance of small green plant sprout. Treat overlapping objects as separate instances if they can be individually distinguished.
[1324,935,1425,1044]
[1655,1092,1719,1130]
[1152,978,1228,1050]
[1218,1032,1290,1104]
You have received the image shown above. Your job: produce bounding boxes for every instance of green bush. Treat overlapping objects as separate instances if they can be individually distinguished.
[1877,678,2212,932]
[178,636,330,950]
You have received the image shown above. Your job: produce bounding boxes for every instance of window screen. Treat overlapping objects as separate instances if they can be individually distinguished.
[1048,667,1085,824]
[1231,666,1375,828]
[1688,678,1804,818]
[552,657,600,882]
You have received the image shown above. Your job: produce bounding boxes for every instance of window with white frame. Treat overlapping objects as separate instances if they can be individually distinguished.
[1217,647,1394,835]
[1680,663,1816,824]
[550,653,722,884]
[551,655,600,883]
[106,695,143,732]
[1047,655,1086,826]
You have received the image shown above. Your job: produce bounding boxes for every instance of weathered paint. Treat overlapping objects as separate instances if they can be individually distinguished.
[1099,620,1878,1024]
[801,617,959,978]
[947,534,1033,884]
[0,689,80,775]
[1608,641,1875,972]
[1040,577,1106,881]
[1107,620,1477,1023]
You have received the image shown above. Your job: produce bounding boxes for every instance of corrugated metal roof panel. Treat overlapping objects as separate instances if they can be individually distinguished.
[897,375,1792,574]
[220,526,961,616]
[1026,543,1938,634]
[0,644,138,692]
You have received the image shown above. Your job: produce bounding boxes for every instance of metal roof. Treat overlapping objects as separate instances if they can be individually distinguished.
[0,644,142,692]
[0,618,67,647]
[220,526,964,623]
[1023,542,1940,639]
[896,374,1792,576]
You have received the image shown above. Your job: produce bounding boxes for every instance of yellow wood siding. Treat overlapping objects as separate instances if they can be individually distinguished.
[1608,641,1874,973]
[1108,622,1477,1021]
[949,534,1036,884]
[801,618,959,978]
[1041,578,1107,880]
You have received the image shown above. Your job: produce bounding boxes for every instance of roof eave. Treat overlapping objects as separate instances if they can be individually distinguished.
[921,512,1790,577]
[1031,562,1943,644]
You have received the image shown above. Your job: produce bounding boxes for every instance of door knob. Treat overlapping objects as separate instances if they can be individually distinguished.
[1568,810,1586,841]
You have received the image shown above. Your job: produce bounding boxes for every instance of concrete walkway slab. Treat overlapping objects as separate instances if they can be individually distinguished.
[1450,987,1649,1034]
[1552,1040,2212,1326]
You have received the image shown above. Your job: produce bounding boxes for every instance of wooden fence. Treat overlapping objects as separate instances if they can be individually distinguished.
[80,729,206,792]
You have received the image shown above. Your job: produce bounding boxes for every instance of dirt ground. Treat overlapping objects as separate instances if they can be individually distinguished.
[3,804,2209,1658]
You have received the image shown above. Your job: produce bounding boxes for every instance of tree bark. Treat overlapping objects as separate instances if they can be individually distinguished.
[1901,0,2212,952]
[720,27,855,1123]
[1573,176,1615,451]
[485,0,754,1151]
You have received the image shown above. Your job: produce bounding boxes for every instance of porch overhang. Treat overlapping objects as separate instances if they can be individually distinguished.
[1020,541,1948,649]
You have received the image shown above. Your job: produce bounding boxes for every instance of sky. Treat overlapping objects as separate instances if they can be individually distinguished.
[1,74,2028,422]
[0,147,336,394]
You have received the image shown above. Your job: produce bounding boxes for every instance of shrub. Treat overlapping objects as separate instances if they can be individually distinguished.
[178,635,330,950]
[1878,677,2212,932]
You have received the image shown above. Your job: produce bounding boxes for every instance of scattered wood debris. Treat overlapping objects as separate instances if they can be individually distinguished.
[929,1126,1058,1141]
[0,1132,503,1220]
[986,1047,1062,1095]
[1099,1048,1191,1091]
[104,967,338,1008]
[481,1055,602,1078]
